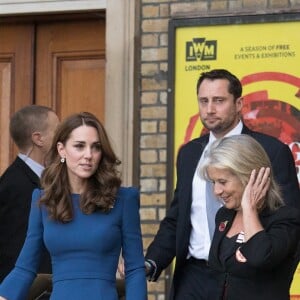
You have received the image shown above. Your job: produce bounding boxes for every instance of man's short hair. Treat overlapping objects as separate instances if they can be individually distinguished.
[9,105,54,151]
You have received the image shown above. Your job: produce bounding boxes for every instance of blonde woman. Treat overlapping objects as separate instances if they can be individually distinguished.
[200,134,300,300]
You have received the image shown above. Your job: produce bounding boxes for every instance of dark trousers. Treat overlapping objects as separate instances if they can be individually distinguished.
[173,258,218,300]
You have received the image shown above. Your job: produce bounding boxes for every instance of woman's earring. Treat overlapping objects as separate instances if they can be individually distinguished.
[60,157,65,163]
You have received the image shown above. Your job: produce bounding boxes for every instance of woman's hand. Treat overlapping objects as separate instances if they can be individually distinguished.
[241,167,270,242]
[0,296,7,300]
[117,256,125,279]
[241,167,270,212]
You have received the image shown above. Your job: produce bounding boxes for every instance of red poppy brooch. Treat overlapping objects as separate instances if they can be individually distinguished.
[219,220,228,232]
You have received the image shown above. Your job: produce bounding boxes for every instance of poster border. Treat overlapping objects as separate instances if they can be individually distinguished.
[166,12,300,298]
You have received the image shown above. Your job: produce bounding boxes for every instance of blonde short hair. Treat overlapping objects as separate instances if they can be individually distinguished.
[200,134,283,211]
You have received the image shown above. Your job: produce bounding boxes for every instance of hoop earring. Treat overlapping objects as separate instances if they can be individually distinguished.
[60,157,65,163]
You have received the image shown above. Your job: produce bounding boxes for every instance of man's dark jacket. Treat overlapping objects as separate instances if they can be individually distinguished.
[145,125,300,298]
[0,157,52,282]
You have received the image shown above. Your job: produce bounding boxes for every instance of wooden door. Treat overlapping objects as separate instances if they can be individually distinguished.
[0,17,105,174]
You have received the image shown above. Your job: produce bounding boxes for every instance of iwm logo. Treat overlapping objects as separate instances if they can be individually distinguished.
[186,38,217,61]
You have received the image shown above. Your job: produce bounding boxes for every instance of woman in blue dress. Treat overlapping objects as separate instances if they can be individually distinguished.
[0,112,147,300]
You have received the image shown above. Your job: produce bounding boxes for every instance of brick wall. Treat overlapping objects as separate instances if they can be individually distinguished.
[138,1,300,299]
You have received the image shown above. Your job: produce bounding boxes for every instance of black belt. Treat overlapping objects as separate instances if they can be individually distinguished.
[188,257,209,266]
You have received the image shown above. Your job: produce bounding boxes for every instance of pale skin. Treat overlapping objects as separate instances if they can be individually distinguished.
[241,167,270,241]
[207,166,270,244]
[197,79,243,138]
[22,111,59,166]
[57,125,102,194]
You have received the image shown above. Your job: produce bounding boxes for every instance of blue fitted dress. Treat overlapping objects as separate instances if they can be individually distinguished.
[0,187,147,300]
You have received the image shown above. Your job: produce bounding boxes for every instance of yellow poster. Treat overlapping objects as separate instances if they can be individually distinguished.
[173,17,300,298]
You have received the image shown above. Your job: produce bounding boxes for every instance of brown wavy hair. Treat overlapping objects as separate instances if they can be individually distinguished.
[40,112,121,222]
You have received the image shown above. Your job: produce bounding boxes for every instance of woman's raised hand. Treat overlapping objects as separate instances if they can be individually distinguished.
[242,167,270,211]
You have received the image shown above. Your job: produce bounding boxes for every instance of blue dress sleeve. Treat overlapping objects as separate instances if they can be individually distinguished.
[121,187,147,299]
[0,188,45,300]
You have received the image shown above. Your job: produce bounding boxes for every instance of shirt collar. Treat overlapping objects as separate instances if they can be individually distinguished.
[18,153,44,178]
[208,120,243,145]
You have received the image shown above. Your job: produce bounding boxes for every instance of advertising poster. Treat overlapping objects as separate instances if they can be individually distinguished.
[168,14,300,299]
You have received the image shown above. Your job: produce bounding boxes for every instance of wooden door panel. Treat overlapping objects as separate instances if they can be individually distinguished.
[58,57,105,118]
[35,19,105,122]
[0,24,34,173]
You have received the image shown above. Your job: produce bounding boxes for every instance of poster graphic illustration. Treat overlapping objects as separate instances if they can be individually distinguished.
[169,15,300,299]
